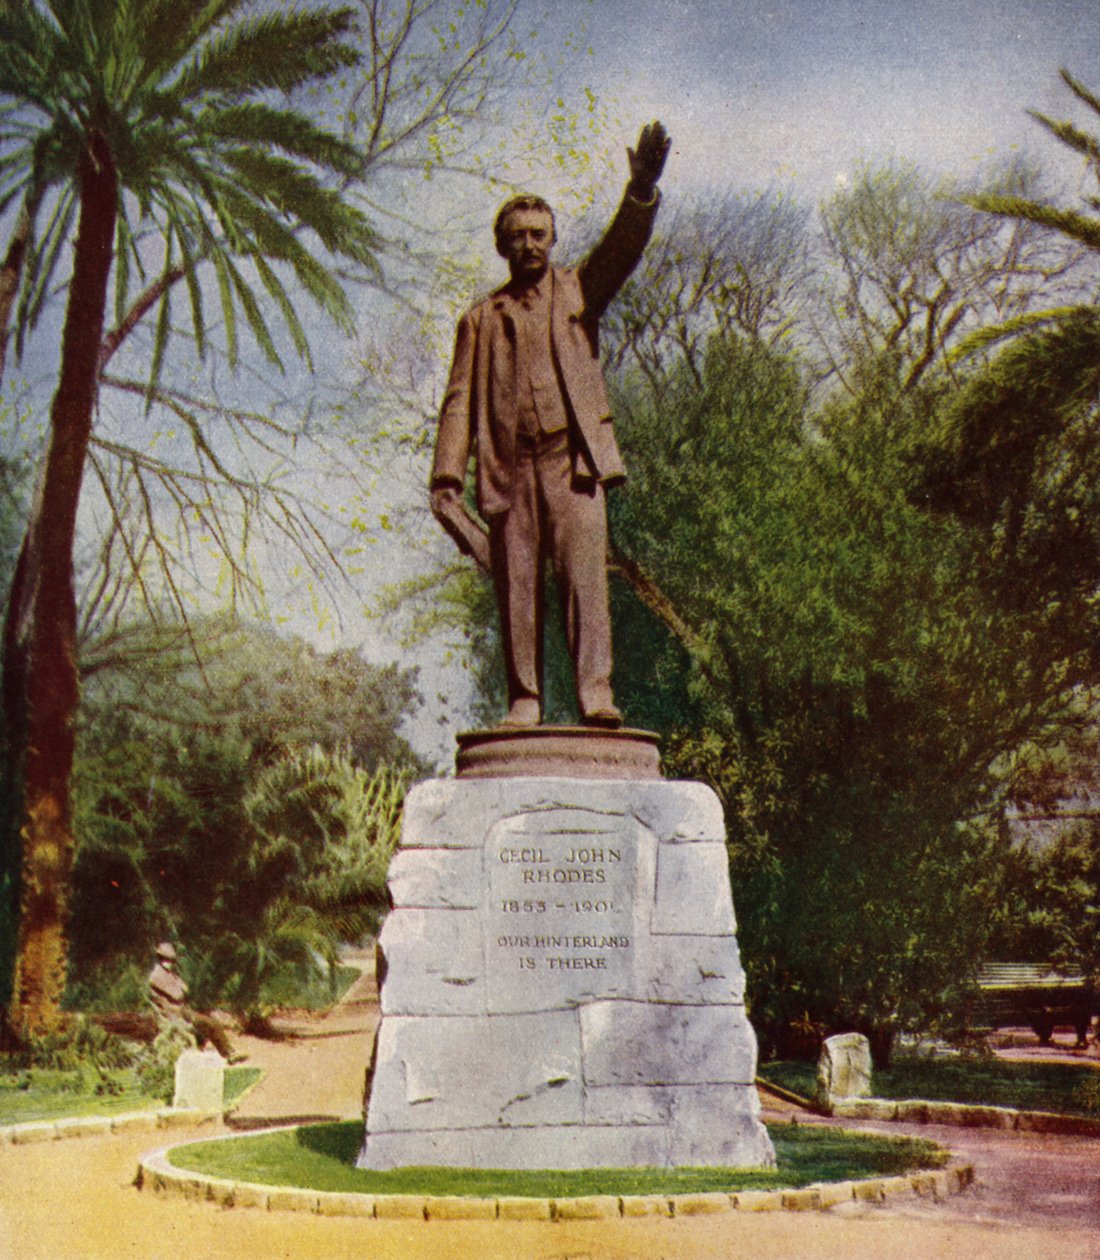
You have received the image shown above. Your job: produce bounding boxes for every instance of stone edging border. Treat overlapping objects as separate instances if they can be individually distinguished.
[0,1108,222,1146]
[134,1135,975,1219]
[830,1097,1100,1136]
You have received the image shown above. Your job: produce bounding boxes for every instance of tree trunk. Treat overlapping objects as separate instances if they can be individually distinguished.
[0,201,31,387]
[5,132,117,1041]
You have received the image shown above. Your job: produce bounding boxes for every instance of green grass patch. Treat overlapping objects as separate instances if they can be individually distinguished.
[759,1056,1100,1118]
[0,1064,263,1125]
[259,963,361,1012]
[168,1120,947,1196]
[224,1066,262,1107]
[0,1069,159,1124]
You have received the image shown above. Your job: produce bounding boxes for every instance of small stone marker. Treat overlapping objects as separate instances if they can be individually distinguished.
[816,1033,873,1112]
[173,1048,225,1111]
[359,775,775,1170]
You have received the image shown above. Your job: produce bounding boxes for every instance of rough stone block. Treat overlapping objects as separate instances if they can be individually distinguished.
[366,1012,582,1133]
[630,781,725,842]
[644,934,745,1005]
[552,1195,620,1220]
[730,1190,784,1211]
[781,1188,823,1211]
[9,1125,53,1145]
[497,1196,552,1220]
[373,1195,427,1219]
[387,848,483,909]
[266,1188,318,1213]
[813,1180,856,1208]
[895,1100,931,1123]
[652,843,735,936]
[620,1194,672,1217]
[484,806,641,1012]
[110,1113,157,1133]
[378,909,484,1015]
[52,1116,108,1139]
[815,1033,872,1110]
[580,1000,756,1086]
[882,1175,917,1199]
[671,1191,732,1215]
[424,1196,498,1220]
[667,1087,775,1167]
[230,1183,271,1209]
[362,1122,668,1171]
[173,1049,225,1111]
[315,1192,377,1218]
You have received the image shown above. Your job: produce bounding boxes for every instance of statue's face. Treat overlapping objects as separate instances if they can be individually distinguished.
[499,208,555,282]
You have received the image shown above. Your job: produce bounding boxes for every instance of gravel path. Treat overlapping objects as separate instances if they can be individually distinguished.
[2,970,1098,1259]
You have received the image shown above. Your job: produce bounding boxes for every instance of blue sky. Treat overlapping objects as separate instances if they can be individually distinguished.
[522,0,1100,197]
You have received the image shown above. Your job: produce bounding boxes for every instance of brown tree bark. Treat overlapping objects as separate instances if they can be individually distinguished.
[5,131,117,1040]
[0,201,31,387]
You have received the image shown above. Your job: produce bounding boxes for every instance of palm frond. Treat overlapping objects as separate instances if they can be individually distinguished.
[218,147,378,266]
[15,181,74,354]
[252,254,311,368]
[197,102,364,178]
[1026,110,1100,167]
[961,192,1100,250]
[202,174,355,327]
[209,245,238,366]
[221,249,283,369]
[127,0,244,100]
[1059,67,1100,120]
[917,309,1100,524]
[166,206,207,357]
[145,234,175,409]
[167,7,359,104]
[948,306,1085,362]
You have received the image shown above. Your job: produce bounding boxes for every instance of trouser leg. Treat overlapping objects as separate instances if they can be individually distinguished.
[539,434,616,719]
[489,443,543,712]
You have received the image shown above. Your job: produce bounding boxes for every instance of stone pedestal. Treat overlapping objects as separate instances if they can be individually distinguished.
[358,776,774,1170]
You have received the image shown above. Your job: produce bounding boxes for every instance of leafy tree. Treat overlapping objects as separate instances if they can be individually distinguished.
[69,633,413,1018]
[191,746,407,1025]
[914,72,1100,666]
[818,157,1082,392]
[602,331,1087,1062]
[79,615,424,773]
[0,0,378,1040]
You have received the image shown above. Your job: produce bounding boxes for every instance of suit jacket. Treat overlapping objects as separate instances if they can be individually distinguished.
[431,188,660,518]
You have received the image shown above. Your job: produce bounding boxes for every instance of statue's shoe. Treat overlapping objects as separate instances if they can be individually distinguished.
[499,698,540,728]
[582,706,623,730]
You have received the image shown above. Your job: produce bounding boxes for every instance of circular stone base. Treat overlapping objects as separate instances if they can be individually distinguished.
[455,726,661,779]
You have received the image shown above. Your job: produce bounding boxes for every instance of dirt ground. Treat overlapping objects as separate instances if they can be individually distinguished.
[2,959,1098,1260]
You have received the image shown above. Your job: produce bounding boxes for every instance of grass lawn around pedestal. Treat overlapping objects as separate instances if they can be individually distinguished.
[167,1120,948,1197]
[0,1065,261,1126]
[759,1055,1100,1118]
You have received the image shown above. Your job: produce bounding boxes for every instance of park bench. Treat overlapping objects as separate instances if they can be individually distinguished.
[976,962,1097,1047]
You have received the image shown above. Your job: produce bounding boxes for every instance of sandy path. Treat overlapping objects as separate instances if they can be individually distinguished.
[2,975,1099,1258]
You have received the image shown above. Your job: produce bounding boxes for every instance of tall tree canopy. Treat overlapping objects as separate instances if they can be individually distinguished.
[0,0,378,1040]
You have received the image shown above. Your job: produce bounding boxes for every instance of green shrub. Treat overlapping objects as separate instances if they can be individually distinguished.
[134,1023,195,1103]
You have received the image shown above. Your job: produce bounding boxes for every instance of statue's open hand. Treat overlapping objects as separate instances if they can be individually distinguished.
[628,121,670,200]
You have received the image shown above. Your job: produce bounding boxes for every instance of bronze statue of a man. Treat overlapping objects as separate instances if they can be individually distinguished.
[431,122,670,729]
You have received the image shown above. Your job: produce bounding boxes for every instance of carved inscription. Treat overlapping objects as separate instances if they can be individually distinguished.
[486,811,636,1011]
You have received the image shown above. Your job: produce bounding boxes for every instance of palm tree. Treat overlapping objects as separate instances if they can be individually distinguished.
[917,69,1100,525]
[0,0,377,1041]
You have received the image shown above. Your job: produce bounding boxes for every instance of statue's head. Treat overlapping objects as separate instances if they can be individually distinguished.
[494,194,556,282]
